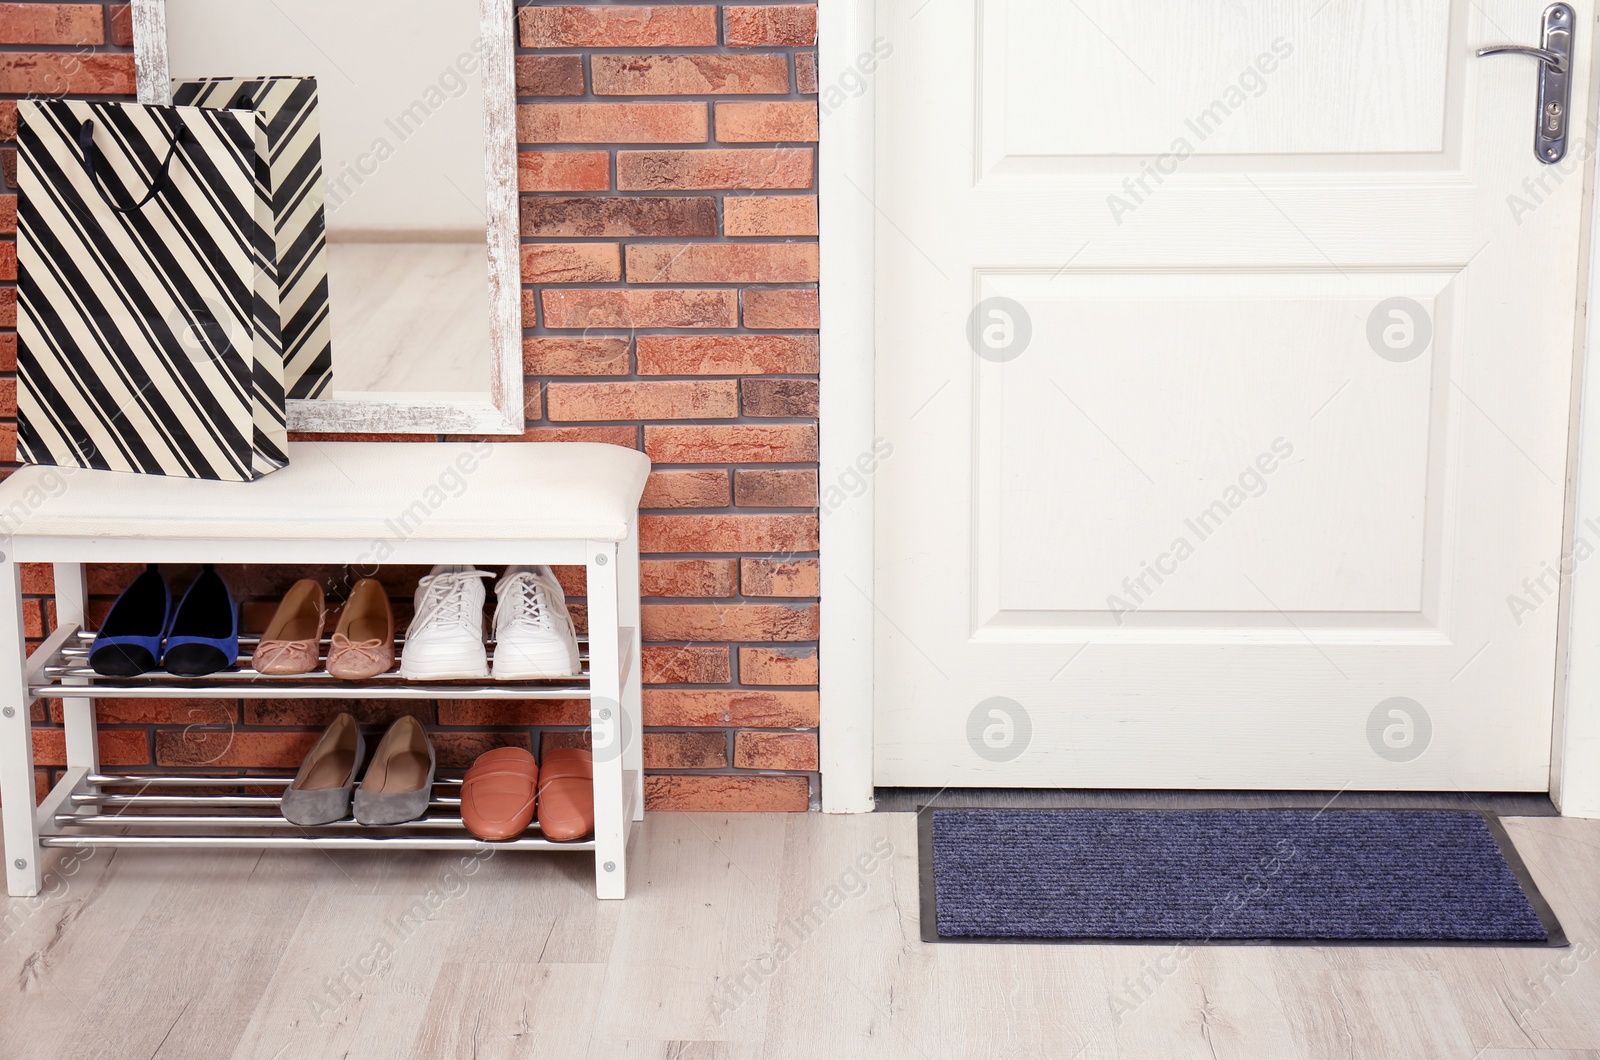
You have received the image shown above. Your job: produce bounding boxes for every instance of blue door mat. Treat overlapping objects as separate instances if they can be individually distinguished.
[920,808,1565,946]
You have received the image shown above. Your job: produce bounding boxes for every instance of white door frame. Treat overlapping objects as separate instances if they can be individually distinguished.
[1552,102,1600,818]
[816,0,878,813]
[818,0,1600,816]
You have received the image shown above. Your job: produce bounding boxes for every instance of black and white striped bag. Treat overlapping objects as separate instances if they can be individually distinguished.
[172,77,333,400]
[16,98,289,482]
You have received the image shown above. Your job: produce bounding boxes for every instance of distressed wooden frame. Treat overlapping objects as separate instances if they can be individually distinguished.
[131,0,525,436]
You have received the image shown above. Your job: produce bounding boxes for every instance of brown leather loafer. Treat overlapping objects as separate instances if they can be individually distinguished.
[327,577,395,679]
[536,748,594,842]
[252,578,325,675]
[460,746,539,841]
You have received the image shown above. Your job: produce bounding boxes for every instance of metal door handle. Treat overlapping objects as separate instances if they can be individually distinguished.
[1477,2,1574,162]
[1475,44,1567,72]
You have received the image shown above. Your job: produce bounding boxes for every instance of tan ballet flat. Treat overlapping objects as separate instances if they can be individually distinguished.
[327,578,395,679]
[252,578,326,675]
[353,716,435,825]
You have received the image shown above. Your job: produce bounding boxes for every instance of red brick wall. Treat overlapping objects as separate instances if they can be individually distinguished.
[0,2,820,811]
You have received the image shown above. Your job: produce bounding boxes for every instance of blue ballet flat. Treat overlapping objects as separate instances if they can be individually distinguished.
[89,565,172,677]
[162,565,239,676]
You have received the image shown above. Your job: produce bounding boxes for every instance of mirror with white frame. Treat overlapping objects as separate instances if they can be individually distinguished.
[132,0,523,434]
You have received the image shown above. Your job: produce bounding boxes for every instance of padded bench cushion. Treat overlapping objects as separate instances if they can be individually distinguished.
[0,442,651,542]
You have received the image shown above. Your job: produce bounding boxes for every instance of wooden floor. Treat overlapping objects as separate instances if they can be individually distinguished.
[4,811,1600,1058]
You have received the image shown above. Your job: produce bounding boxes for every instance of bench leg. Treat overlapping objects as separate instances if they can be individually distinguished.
[587,539,627,899]
[53,564,97,780]
[0,554,42,897]
[620,517,644,821]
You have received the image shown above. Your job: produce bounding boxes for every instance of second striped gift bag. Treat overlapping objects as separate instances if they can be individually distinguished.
[172,76,333,400]
[15,98,290,481]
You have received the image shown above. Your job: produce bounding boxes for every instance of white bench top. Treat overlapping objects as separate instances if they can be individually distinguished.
[0,442,651,542]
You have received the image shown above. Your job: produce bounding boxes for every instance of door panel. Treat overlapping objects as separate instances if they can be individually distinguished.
[986,2,1454,162]
[977,271,1439,617]
[873,0,1590,789]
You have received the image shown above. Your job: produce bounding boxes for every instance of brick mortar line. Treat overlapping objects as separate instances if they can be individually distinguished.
[75,728,568,737]
[0,45,123,55]
[642,598,821,605]
[539,376,819,383]
[516,93,817,101]
[530,285,816,291]
[514,140,816,148]
[639,557,824,565]
[515,47,815,52]
[519,239,816,245]
[524,418,817,427]
[520,327,818,333]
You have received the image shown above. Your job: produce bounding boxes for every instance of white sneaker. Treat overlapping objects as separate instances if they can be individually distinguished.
[398,565,492,680]
[492,565,580,679]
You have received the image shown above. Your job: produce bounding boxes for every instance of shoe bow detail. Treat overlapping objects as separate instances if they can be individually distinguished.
[330,633,389,669]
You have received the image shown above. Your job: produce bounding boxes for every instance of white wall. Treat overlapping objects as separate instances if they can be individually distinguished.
[164,0,488,236]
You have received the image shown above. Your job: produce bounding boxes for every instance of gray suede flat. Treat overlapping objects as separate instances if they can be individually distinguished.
[353,716,436,826]
[281,713,364,826]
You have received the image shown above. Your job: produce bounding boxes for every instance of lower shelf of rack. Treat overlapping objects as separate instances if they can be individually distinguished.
[42,833,593,851]
[40,772,598,852]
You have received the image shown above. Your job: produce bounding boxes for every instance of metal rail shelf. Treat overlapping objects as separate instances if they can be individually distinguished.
[40,774,608,852]
[26,628,616,700]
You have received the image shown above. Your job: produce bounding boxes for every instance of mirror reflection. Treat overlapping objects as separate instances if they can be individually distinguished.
[164,0,493,398]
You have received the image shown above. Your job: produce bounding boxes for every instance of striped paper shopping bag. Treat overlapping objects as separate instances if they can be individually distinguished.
[15,98,289,481]
[172,76,333,400]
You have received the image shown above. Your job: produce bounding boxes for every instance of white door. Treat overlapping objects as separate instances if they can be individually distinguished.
[873,1,1594,789]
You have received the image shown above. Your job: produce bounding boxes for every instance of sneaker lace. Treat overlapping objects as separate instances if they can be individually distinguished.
[499,571,554,633]
[411,570,491,634]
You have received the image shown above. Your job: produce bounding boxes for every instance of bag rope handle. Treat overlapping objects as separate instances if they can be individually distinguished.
[77,118,188,213]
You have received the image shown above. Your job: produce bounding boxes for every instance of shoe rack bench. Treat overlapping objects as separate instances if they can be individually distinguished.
[0,441,650,899]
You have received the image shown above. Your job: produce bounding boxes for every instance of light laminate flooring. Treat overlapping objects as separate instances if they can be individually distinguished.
[4,811,1600,1058]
